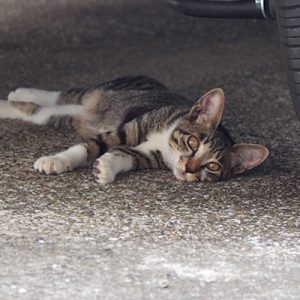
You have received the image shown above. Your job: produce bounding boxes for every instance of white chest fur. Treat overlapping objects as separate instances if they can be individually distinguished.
[134,122,179,169]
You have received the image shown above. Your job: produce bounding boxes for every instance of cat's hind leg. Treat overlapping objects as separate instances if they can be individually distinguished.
[0,100,37,120]
[0,100,82,126]
[8,88,60,106]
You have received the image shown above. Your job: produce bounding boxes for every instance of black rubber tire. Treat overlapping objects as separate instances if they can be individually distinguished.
[276,0,300,119]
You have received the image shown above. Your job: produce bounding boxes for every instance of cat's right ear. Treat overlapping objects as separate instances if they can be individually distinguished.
[231,143,269,175]
[189,88,225,130]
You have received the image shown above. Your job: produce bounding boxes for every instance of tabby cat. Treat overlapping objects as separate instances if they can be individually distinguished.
[0,76,269,184]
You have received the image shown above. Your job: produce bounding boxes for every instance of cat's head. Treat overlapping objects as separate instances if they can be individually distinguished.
[169,88,269,182]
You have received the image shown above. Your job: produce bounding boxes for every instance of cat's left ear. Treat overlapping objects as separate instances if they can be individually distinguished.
[231,143,269,175]
[190,88,225,129]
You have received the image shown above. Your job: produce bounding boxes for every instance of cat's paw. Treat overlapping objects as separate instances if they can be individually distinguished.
[93,154,116,184]
[8,88,30,102]
[34,156,71,175]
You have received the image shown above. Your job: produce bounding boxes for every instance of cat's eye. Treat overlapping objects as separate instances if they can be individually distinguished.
[187,136,199,151]
[206,162,221,172]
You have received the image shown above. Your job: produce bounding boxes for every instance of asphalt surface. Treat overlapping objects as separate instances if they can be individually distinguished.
[0,1,299,299]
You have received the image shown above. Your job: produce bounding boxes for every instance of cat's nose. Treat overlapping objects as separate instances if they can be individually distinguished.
[185,166,193,173]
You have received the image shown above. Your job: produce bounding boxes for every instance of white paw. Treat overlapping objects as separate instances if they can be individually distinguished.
[8,88,60,106]
[34,156,71,175]
[8,88,29,102]
[93,153,116,184]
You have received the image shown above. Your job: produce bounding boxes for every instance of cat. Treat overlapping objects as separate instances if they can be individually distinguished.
[0,75,269,184]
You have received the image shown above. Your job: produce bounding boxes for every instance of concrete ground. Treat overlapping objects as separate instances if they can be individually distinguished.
[0,0,299,299]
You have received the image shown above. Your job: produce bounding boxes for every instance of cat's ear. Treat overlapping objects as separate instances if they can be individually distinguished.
[189,88,225,129]
[231,144,269,174]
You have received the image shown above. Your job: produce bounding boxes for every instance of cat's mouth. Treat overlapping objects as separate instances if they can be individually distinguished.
[173,167,200,182]
[173,167,186,181]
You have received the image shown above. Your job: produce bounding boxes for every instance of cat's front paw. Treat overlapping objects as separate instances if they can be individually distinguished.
[93,154,116,184]
[34,156,71,175]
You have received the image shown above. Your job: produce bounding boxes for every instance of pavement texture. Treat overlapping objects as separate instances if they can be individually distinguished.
[0,0,299,299]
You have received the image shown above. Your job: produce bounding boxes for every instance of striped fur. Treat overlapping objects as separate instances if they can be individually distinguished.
[1,76,269,184]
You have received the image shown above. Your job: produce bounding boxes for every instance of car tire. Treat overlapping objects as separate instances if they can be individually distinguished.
[276,0,300,119]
